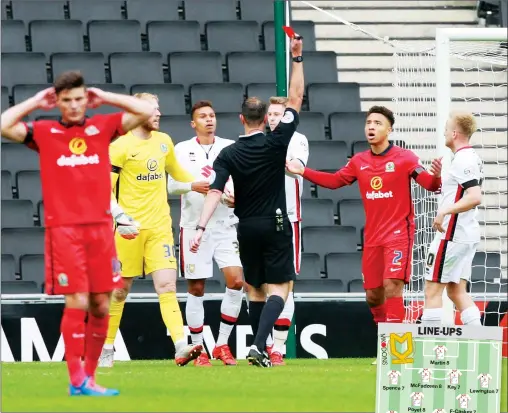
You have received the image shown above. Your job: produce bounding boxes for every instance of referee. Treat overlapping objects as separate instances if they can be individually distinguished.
[190,35,304,367]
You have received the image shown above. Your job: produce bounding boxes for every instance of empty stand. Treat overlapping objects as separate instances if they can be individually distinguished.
[245,83,276,102]
[190,83,244,113]
[168,199,181,229]
[1,144,40,179]
[348,279,364,293]
[51,53,106,84]
[2,171,13,199]
[470,280,508,294]
[300,52,338,84]
[1,2,6,19]
[16,171,42,212]
[298,112,326,141]
[11,1,66,23]
[130,279,156,293]
[303,226,358,270]
[30,20,84,56]
[317,181,362,213]
[308,83,361,119]
[326,252,362,285]
[1,281,40,294]
[1,200,34,228]
[13,84,60,119]
[109,52,164,89]
[330,112,368,153]
[339,199,365,242]
[1,86,9,110]
[86,84,128,115]
[20,254,44,289]
[302,179,312,199]
[159,116,194,144]
[239,0,273,24]
[126,0,180,30]
[1,227,45,273]
[353,141,370,155]
[263,21,316,51]
[38,202,44,226]
[2,53,48,91]
[69,1,124,28]
[301,199,335,227]
[2,254,17,281]
[184,0,237,31]
[88,20,142,55]
[147,21,201,55]
[472,252,502,280]
[1,20,26,53]
[206,21,260,61]
[216,113,244,139]
[299,253,321,279]
[228,52,275,85]
[131,84,186,115]
[298,252,344,292]
[307,141,348,171]
[169,52,223,91]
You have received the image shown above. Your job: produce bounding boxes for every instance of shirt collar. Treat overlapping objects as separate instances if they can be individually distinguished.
[59,116,87,128]
[239,131,264,139]
[371,141,394,156]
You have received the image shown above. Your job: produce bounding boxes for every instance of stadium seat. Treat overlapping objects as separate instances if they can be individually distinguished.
[302,225,358,271]
[299,252,321,279]
[130,279,155,293]
[216,113,244,140]
[1,20,26,53]
[38,202,44,226]
[1,2,7,20]
[11,1,66,23]
[206,21,260,61]
[307,141,348,171]
[1,86,9,110]
[296,278,344,293]
[16,170,42,212]
[326,252,362,285]
[206,269,224,293]
[348,279,364,293]
[338,199,365,242]
[330,112,368,154]
[86,84,128,115]
[262,21,316,51]
[1,200,34,228]
[131,84,186,116]
[228,52,275,85]
[307,83,361,119]
[159,115,194,145]
[1,280,40,294]
[147,21,201,55]
[109,52,164,90]
[1,53,48,91]
[30,20,84,56]
[2,254,18,281]
[13,84,60,119]
[190,83,244,113]
[2,171,13,199]
[292,52,338,85]
[184,0,238,32]
[19,254,44,288]
[1,144,40,179]
[472,252,502,280]
[353,140,370,155]
[88,20,142,56]
[317,180,361,207]
[239,0,273,24]
[301,199,335,227]
[469,280,507,294]
[51,53,106,85]
[126,0,180,31]
[168,52,223,92]
[168,198,181,229]
[298,112,326,141]
[1,227,45,273]
[245,83,276,102]
[302,179,313,199]
[69,1,124,28]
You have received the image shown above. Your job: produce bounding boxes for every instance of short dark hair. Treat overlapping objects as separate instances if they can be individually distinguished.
[191,100,214,119]
[367,105,395,127]
[241,97,267,126]
[53,71,85,95]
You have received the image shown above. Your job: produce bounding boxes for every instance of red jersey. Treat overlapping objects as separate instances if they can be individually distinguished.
[303,144,441,247]
[23,113,125,227]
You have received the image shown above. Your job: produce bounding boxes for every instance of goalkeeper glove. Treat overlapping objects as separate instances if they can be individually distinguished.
[111,200,140,240]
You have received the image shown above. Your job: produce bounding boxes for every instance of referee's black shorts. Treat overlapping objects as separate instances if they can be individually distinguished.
[237,216,296,288]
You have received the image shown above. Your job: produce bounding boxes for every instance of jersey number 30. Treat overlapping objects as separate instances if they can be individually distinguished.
[163,244,175,258]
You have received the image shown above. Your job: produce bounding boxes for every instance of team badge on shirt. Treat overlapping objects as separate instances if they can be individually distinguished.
[58,273,68,286]
[186,264,195,274]
[84,125,100,136]
[385,162,395,172]
[160,143,168,153]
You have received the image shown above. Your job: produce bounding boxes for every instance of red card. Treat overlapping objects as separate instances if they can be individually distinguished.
[282,26,296,38]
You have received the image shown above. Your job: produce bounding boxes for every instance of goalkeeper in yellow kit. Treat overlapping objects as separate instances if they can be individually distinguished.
[99,92,203,367]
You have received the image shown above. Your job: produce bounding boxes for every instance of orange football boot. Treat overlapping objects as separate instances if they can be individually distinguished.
[212,344,237,366]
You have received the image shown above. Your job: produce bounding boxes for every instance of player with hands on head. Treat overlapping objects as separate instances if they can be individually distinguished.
[167,101,244,367]
[190,33,304,368]
[286,105,443,329]
[0,71,154,396]
[422,112,484,327]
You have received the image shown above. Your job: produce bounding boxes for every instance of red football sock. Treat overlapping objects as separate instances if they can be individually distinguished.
[370,303,386,324]
[385,296,405,323]
[84,314,109,378]
[61,308,87,386]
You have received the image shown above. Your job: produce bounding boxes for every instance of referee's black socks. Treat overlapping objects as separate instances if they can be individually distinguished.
[248,301,265,340]
[253,295,285,351]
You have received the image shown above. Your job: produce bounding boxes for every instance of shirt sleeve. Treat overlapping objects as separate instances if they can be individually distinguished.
[104,112,126,141]
[109,137,127,173]
[167,142,194,194]
[450,154,482,189]
[288,133,309,166]
[22,121,40,152]
[267,108,300,149]
[164,138,194,182]
[209,150,231,192]
[302,157,357,189]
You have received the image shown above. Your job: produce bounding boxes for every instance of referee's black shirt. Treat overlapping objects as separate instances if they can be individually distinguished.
[210,108,299,220]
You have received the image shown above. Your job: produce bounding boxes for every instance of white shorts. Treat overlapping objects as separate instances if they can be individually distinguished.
[179,225,242,279]
[424,234,478,284]
[292,221,302,275]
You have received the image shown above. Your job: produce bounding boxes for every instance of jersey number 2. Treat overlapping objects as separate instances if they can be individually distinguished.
[392,250,403,265]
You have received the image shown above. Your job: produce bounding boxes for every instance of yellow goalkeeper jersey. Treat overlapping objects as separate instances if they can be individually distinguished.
[110,131,194,230]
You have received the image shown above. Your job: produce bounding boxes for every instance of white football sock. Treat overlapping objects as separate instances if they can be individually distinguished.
[216,287,243,347]
[186,293,204,345]
[461,305,482,326]
[266,333,274,347]
[421,308,442,325]
[273,291,295,354]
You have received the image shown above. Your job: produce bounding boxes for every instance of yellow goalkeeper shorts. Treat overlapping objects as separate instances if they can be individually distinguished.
[115,226,177,277]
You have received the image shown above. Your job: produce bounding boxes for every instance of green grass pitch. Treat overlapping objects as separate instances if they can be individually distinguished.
[2,358,507,412]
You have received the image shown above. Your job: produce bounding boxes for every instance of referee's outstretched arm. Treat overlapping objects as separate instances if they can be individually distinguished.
[286,35,304,114]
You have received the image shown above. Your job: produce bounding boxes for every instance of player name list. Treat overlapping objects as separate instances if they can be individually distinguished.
[375,323,503,413]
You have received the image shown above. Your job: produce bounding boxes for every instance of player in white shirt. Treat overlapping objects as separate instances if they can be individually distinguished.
[478,373,492,388]
[434,345,448,360]
[447,369,462,385]
[419,368,432,383]
[167,101,243,367]
[263,96,310,366]
[387,370,402,385]
[456,393,471,408]
[422,112,484,327]
[410,392,424,407]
